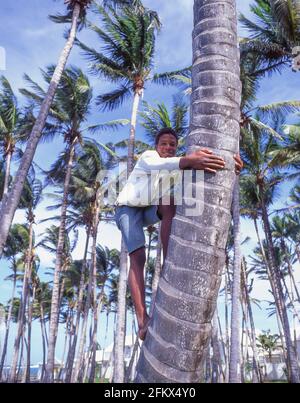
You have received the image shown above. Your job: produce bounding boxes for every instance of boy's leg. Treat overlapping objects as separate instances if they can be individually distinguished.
[157,197,176,260]
[115,206,149,340]
[128,246,150,340]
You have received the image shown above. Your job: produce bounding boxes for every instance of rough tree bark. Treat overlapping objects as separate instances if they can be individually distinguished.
[135,0,241,382]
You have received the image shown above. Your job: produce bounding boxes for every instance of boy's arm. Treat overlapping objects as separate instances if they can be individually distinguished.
[139,149,226,173]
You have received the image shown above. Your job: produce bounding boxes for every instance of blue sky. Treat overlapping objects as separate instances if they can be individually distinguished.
[1,0,300,364]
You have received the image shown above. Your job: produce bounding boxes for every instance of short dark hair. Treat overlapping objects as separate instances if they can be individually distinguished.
[155,128,178,146]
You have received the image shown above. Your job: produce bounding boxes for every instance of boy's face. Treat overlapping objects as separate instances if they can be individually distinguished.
[155,133,178,158]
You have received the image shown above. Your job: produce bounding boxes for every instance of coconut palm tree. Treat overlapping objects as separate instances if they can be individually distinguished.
[87,245,119,383]
[77,3,160,173]
[257,330,281,362]
[0,77,27,200]
[18,64,122,382]
[239,0,300,72]
[229,180,242,383]
[0,224,29,381]
[78,3,161,382]
[0,0,94,256]
[14,171,43,383]
[271,215,300,301]
[135,0,242,383]
[287,210,300,262]
[7,224,31,383]
[239,119,300,381]
[66,142,116,383]
[31,280,52,381]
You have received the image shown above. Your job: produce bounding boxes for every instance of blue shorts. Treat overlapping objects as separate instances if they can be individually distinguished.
[114,205,161,254]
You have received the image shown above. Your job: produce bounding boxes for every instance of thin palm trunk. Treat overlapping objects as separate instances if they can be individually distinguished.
[281,240,300,303]
[217,313,227,382]
[229,181,242,383]
[114,89,141,383]
[240,313,245,383]
[17,336,24,382]
[136,0,241,382]
[0,3,81,256]
[211,311,224,383]
[281,273,300,324]
[125,336,140,383]
[241,258,262,383]
[9,219,34,383]
[65,224,91,382]
[127,90,142,173]
[44,142,76,382]
[113,238,128,383]
[89,289,105,383]
[23,285,36,383]
[260,194,300,383]
[224,268,230,382]
[88,203,101,383]
[150,224,162,317]
[253,218,288,362]
[71,258,94,383]
[39,305,47,381]
[0,273,16,380]
[295,245,300,265]
[2,150,12,199]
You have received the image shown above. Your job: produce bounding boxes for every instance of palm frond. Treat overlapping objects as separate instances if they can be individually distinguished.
[152,67,191,86]
[96,85,131,111]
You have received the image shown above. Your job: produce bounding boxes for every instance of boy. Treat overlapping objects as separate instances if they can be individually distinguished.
[115,128,243,339]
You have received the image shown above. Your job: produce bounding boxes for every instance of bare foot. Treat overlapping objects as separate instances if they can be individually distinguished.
[138,316,150,341]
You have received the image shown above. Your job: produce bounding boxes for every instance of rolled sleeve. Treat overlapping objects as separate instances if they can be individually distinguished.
[138,150,181,172]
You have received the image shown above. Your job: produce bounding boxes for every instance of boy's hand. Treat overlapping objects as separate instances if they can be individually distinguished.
[234,154,243,175]
[180,148,225,173]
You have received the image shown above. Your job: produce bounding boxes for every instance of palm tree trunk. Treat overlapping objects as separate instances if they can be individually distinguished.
[281,274,300,324]
[260,194,300,383]
[229,181,242,383]
[113,238,128,383]
[150,224,162,317]
[9,218,34,383]
[17,336,25,382]
[211,310,224,383]
[89,289,105,383]
[127,90,141,174]
[240,313,245,383]
[135,0,241,383]
[2,149,12,199]
[295,245,300,265]
[58,308,72,382]
[217,313,227,382]
[0,274,16,380]
[65,224,91,382]
[224,268,230,382]
[114,88,141,383]
[125,336,140,383]
[0,3,81,256]
[88,202,101,383]
[39,305,47,381]
[253,218,288,363]
[71,259,94,383]
[44,142,76,383]
[282,241,300,302]
[23,285,36,383]
[241,258,262,383]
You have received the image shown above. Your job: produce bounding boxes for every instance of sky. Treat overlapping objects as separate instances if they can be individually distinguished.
[1,0,300,364]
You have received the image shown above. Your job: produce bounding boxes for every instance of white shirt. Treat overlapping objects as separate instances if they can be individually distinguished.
[116,150,182,206]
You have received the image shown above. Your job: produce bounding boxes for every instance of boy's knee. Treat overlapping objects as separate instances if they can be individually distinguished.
[130,247,146,266]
